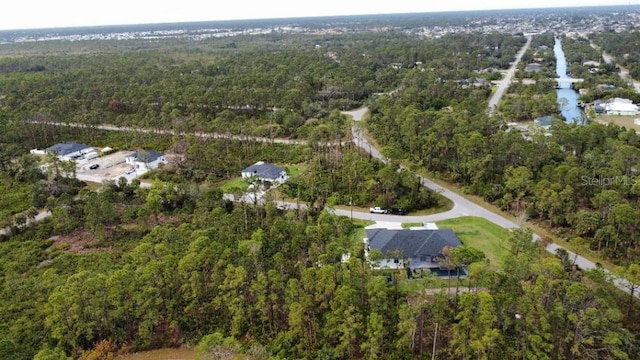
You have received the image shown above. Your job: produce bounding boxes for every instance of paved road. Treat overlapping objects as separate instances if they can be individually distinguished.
[28,120,346,147]
[488,36,532,115]
[346,108,519,227]
[0,210,52,236]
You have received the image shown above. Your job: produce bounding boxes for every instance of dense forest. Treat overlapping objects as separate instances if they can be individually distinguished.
[1,19,640,360]
[0,32,522,141]
[2,178,639,360]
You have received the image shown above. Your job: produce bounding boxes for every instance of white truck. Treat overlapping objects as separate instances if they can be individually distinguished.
[369,206,388,214]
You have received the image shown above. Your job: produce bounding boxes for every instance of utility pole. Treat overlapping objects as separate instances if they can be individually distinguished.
[432,322,438,360]
[350,196,353,220]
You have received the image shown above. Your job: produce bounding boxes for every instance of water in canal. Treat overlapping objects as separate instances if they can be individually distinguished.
[554,37,586,124]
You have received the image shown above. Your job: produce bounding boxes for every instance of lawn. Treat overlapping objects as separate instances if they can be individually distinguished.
[401,222,424,228]
[436,216,510,267]
[348,219,376,249]
[219,177,250,193]
[285,163,307,177]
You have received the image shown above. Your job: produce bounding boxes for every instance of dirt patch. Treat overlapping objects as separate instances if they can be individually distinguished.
[49,229,109,254]
[116,348,195,360]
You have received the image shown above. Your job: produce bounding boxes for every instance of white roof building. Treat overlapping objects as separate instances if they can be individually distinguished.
[603,98,640,116]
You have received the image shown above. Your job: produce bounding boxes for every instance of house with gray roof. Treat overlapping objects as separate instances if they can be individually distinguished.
[241,161,289,184]
[45,142,95,161]
[364,228,464,276]
[125,150,167,171]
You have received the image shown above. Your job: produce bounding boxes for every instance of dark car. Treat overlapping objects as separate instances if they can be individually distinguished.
[89,163,99,170]
[390,207,407,215]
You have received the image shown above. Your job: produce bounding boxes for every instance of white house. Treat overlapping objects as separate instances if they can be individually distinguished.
[125,150,167,171]
[44,142,95,161]
[241,161,289,184]
[603,98,640,116]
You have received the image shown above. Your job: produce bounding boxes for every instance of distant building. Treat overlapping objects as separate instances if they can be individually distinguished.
[583,60,600,67]
[596,84,617,91]
[44,142,95,161]
[125,150,167,171]
[525,63,543,72]
[456,78,488,88]
[241,161,289,184]
[364,228,464,277]
[601,98,639,116]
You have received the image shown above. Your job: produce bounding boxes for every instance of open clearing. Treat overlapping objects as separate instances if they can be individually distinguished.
[220,177,251,192]
[596,115,640,132]
[436,216,510,267]
[116,348,194,360]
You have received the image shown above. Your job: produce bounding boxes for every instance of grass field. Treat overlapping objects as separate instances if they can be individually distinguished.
[348,219,376,249]
[219,177,250,193]
[596,115,640,132]
[401,222,424,228]
[436,216,510,267]
[285,163,307,177]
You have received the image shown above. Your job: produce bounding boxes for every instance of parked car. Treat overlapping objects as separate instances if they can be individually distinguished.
[125,168,136,175]
[390,207,408,215]
[89,163,99,170]
[369,206,388,214]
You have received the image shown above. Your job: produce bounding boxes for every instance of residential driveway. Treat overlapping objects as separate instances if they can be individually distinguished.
[342,107,369,121]
[223,191,266,204]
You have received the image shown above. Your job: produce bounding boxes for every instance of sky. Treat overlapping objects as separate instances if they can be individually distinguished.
[1,0,636,31]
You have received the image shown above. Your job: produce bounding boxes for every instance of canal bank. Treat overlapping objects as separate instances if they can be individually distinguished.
[554,37,586,124]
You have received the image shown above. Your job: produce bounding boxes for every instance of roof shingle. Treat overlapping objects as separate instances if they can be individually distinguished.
[366,228,462,258]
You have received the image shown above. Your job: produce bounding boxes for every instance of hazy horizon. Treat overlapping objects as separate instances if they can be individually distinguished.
[1,0,637,31]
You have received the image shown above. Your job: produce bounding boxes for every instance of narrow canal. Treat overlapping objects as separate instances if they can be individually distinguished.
[554,37,585,124]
